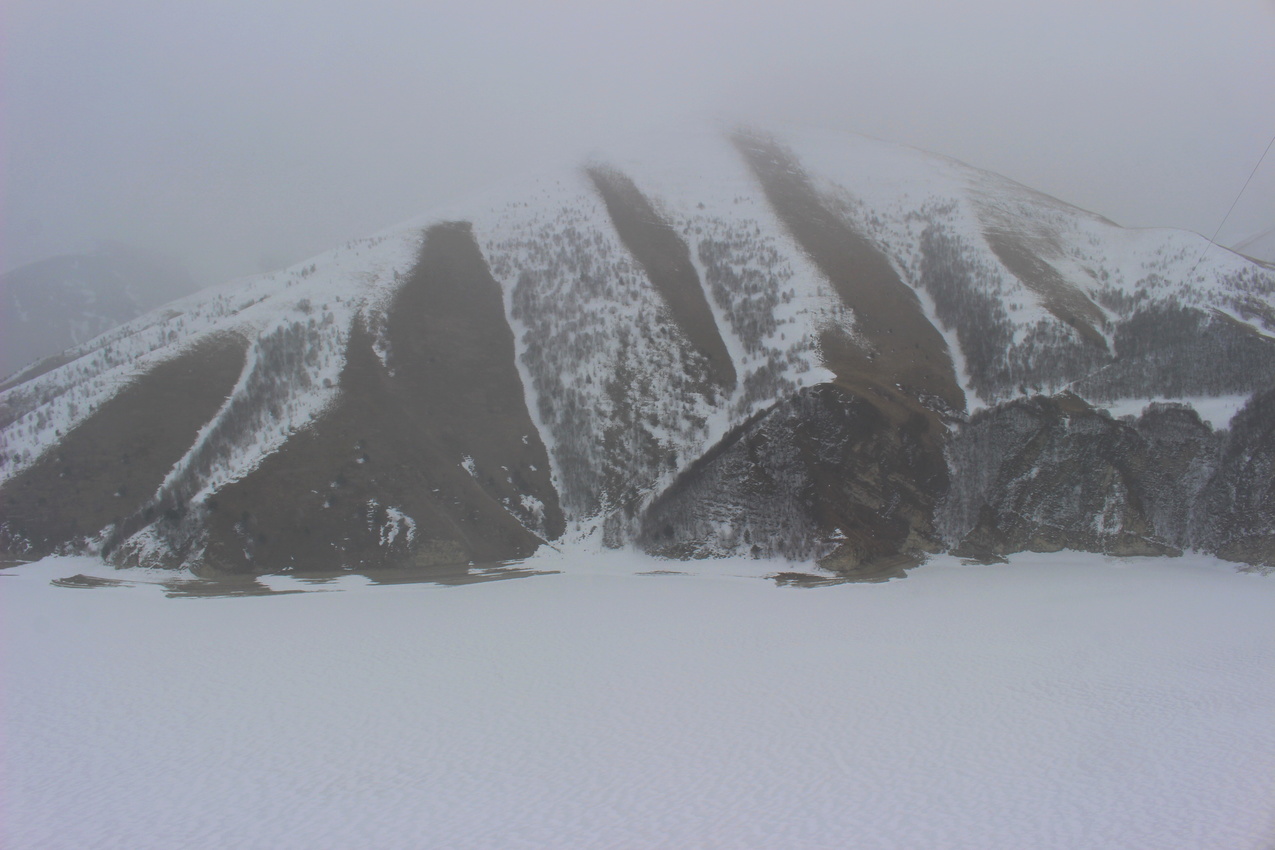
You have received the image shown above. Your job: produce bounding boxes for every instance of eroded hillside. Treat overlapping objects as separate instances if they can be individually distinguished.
[3,124,1273,574]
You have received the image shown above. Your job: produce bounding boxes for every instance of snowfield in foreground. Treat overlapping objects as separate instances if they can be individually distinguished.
[3,552,1273,850]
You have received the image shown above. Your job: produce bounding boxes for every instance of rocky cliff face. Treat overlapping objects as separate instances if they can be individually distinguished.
[1200,386,1275,565]
[943,395,1199,561]
[939,390,1275,568]
[2,125,1273,575]
[640,384,949,580]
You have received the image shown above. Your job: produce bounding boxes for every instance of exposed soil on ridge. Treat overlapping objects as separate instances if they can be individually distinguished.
[0,334,248,558]
[730,129,965,420]
[982,228,1109,349]
[702,129,968,573]
[587,164,737,393]
[190,222,563,575]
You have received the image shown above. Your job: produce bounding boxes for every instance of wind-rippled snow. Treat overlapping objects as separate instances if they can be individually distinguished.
[3,551,1273,850]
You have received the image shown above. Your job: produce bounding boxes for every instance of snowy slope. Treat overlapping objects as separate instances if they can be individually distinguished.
[472,172,721,531]
[2,122,1273,571]
[469,128,845,536]
[787,129,1275,408]
[0,231,419,491]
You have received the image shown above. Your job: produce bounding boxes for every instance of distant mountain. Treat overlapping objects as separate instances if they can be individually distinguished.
[2,125,1273,575]
[1,244,199,380]
[1231,226,1275,266]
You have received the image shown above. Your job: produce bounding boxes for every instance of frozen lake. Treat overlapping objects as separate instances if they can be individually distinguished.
[3,550,1273,849]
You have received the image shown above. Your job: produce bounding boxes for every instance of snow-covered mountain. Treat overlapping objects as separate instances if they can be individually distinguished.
[2,125,1273,575]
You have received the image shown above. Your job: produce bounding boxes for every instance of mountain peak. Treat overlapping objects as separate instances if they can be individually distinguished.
[3,126,1273,574]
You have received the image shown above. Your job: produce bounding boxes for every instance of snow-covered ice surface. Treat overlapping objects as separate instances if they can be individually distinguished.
[3,551,1274,849]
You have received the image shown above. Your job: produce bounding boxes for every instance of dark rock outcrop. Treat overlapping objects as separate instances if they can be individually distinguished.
[640,383,948,580]
[1201,386,1275,566]
[941,394,1222,562]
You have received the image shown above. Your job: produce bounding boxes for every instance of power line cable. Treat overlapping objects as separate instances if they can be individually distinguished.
[1187,130,1275,280]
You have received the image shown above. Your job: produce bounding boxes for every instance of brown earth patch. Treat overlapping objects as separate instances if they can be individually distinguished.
[982,228,1109,349]
[690,130,965,575]
[184,222,564,575]
[731,128,965,424]
[771,572,852,587]
[587,165,737,393]
[773,556,917,585]
[50,573,131,589]
[0,334,248,559]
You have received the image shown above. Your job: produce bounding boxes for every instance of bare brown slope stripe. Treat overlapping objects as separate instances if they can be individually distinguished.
[586,165,737,393]
[0,333,248,559]
[188,222,563,575]
[982,228,1109,350]
[384,221,563,542]
[695,130,962,576]
[731,130,965,416]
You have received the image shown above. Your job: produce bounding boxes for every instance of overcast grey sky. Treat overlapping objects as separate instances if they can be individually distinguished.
[3,0,1273,286]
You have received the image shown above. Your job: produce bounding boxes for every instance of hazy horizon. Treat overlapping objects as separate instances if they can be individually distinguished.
[3,0,1273,288]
